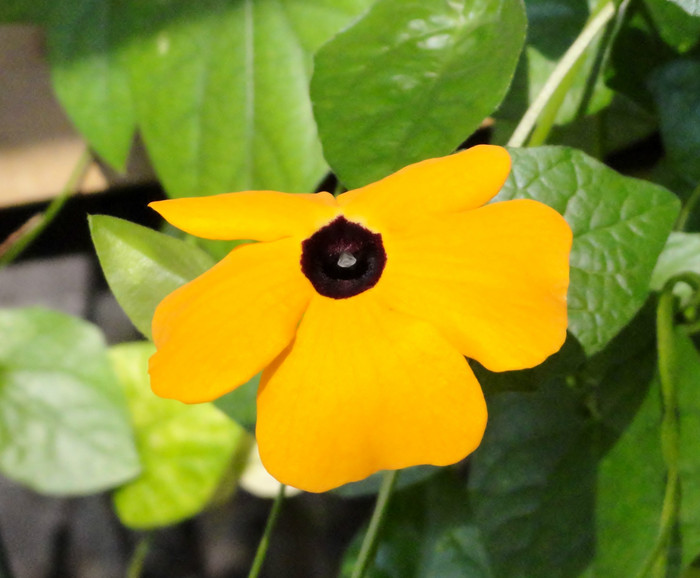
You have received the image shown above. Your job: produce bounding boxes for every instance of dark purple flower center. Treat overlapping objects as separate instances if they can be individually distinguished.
[301,216,387,299]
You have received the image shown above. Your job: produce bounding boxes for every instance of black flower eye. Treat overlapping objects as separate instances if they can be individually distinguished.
[301,217,387,299]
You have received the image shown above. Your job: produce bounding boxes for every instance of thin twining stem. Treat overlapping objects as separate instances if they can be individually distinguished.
[247,483,286,578]
[350,470,400,578]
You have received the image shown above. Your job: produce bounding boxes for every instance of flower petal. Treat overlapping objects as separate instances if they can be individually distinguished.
[150,191,338,241]
[149,238,312,403]
[337,145,510,231]
[374,199,572,372]
[256,292,487,493]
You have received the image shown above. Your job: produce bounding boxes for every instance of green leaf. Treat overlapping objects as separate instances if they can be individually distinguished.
[591,376,665,576]
[311,0,526,188]
[47,0,135,170]
[123,0,373,198]
[496,146,680,356]
[671,327,700,570]
[667,0,700,17]
[341,471,492,578]
[649,59,700,183]
[110,342,250,529]
[0,308,139,495]
[89,215,215,339]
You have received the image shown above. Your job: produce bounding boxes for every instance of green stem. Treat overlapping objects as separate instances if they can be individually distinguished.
[507,1,616,148]
[350,470,399,578]
[637,288,681,578]
[247,483,286,578]
[126,533,152,578]
[0,148,92,269]
[675,181,700,231]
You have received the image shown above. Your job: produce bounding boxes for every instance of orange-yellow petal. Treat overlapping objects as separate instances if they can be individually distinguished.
[337,145,510,232]
[149,238,312,403]
[374,199,572,372]
[256,291,487,493]
[150,191,339,242]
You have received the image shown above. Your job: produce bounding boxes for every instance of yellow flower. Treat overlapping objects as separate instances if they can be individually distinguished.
[148,145,572,493]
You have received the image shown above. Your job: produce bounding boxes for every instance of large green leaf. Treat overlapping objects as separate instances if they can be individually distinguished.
[47,0,135,170]
[496,146,680,356]
[89,215,215,339]
[122,0,373,198]
[0,308,139,495]
[311,0,526,188]
[649,59,700,183]
[111,342,250,529]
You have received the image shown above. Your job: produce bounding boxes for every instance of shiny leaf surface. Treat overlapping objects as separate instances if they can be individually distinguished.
[312,0,526,188]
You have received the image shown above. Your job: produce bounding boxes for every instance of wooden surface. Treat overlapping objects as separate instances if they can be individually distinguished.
[0,25,152,209]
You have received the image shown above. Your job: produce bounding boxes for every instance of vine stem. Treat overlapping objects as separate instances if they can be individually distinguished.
[507,0,616,148]
[247,483,286,578]
[350,470,399,578]
[0,147,92,269]
[636,288,681,578]
[126,533,152,578]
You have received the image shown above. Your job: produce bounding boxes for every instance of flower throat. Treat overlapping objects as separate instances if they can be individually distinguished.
[301,216,387,299]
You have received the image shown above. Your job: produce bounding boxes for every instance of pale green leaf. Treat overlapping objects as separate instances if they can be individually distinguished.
[0,308,139,495]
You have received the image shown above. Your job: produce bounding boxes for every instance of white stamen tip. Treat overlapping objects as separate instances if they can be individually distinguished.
[337,251,357,268]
